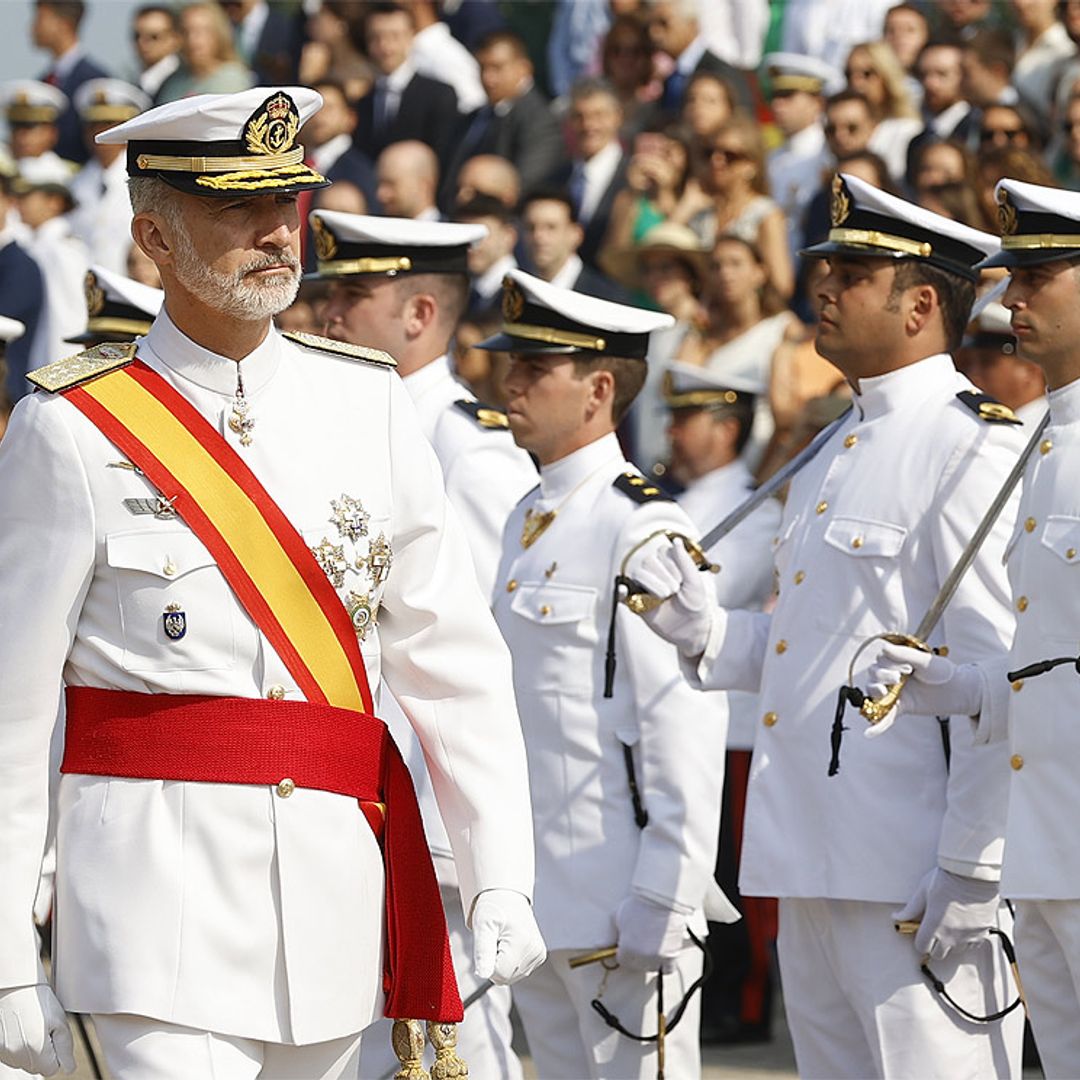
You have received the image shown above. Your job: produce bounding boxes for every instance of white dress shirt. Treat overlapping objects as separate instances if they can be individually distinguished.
[572,139,623,226]
[411,21,484,113]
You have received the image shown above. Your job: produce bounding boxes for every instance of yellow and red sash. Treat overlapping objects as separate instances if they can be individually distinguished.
[58,358,463,1021]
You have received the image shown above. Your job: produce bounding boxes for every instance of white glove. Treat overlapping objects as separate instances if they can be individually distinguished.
[892,867,1000,961]
[622,541,718,658]
[615,895,688,973]
[0,985,75,1077]
[471,889,547,985]
[864,641,983,738]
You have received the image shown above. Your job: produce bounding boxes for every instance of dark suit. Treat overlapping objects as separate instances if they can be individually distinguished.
[661,48,753,115]
[41,53,110,164]
[354,72,459,171]
[247,4,303,86]
[904,105,980,186]
[444,84,567,205]
[555,150,630,269]
[0,240,45,403]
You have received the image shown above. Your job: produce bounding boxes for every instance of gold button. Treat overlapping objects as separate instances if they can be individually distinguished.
[276,777,295,798]
[763,711,778,727]
[794,570,805,585]
[163,561,177,577]
[266,684,286,701]
[1025,517,1037,533]
[1068,549,1077,561]
[771,535,779,546]
[1040,439,1053,455]
[1017,595,1029,612]
[816,501,828,515]
[1011,680,1024,692]
[506,579,518,592]
[851,536,863,549]
[539,604,551,616]
[844,434,858,448]
[1010,754,1024,771]
[937,645,949,657]
[775,639,788,654]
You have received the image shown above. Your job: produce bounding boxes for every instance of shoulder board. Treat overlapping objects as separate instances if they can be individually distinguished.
[282,331,396,368]
[955,390,1021,425]
[613,471,675,504]
[27,342,137,393]
[453,398,510,430]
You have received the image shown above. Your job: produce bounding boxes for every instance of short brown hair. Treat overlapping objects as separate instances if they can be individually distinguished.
[571,355,647,424]
[888,260,975,352]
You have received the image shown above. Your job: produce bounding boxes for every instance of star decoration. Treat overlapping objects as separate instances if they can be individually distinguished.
[311,537,350,589]
[330,493,369,543]
[361,532,393,588]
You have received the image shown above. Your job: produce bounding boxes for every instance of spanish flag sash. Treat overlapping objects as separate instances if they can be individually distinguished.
[56,358,463,1022]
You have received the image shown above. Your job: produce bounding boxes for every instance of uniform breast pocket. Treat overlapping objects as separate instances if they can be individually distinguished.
[772,514,799,581]
[509,582,599,691]
[1036,516,1080,638]
[106,529,238,673]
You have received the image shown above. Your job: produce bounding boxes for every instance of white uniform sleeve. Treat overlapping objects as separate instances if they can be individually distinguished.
[0,395,95,987]
[378,378,535,913]
[691,608,773,693]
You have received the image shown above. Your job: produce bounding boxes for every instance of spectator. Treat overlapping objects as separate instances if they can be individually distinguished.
[601,15,662,140]
[129,4,181,100]
[605,123,694,251]
[312,178,368,216]
[974,144,1056,226]
[0,81,69,169]
[0,175,44,403]
[682,70,738,146]
[546,0,611,102]
[1053,91,1080,187]
[910,139,983,222]
[305,80,378,208]
[297,0,372,102]
[905,42,978,183]
[375,140,441,220]
[823,90,878,162]
[219,0,302,86]
[68,79,150,276]
[679,116,794,299]
[978,101,1043,152]
[353,3,459,170]
[763,53,841,257]
[31,0,108,165]
[409,0,486,114]
[961,28,1019,107]
[455,192,519,318]
[155,2,254,102]
[884,4,930,75]
[645,0,752,114]
[936,0,993,40]
[519,188,629,302]
[455,153,522,209]
[1012,0,1076,120]
[443,30,565,203]
[778,0,894,71]
[558,78,630,268]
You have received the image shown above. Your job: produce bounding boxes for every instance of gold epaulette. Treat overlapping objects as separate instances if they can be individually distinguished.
[454,398,510,430]
[955,390,1021,425]
[27,342,137,393]
[613,472,674,504]
[282,331,397,368]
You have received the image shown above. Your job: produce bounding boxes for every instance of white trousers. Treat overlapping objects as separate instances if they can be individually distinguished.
[1013,898,1080,1079]
[92,1014,362,1079]
[778,897,1022,1080]
[357,888,521,1080]
[512,945,702,1080]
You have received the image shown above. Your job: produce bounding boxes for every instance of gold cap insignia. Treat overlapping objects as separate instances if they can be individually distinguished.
[312,215,338,261]
[830,174,852,227]
[502,278,525,322]
[84,270,105,317]
[244,91,300,157]
[997,188,1018,237]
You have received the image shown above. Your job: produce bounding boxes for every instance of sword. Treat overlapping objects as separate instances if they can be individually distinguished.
[827,410,1050,775]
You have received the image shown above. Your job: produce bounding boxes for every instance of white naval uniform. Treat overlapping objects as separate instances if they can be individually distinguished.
[975,377,1080,1077]
[692,354,1024,1078]
[24,216,89,373]
[766,123,829,261]
[360,354,536,1080]
[0,312,535,1061]
[492,433,727,1080]
[68,155,135,276]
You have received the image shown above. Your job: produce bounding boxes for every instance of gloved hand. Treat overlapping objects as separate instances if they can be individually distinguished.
[892,867,1000,961]
[0,984,75,1077]
[622,541,719,659]
[471,889,547,985]
[864,641,984,739]
[615,895,688,973]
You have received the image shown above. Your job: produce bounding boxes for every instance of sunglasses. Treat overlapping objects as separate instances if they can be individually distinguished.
[711,147,748,164]
[981,127,1024,143]
[133,30,167,42]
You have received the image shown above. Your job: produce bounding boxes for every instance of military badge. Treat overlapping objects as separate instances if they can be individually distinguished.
[502,278,526,322]
[162,602,186,641]
[243,91,300,157]
[830,174,852,227]
[359,532,393,586]
[330,493,369,543]
[997,188,1018,237]
[84,271,105,317]
[346,591,376,640]
[311,537,350,589]
[312,215,338,261]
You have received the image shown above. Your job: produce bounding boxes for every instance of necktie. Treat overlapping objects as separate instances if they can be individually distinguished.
[663,70,688,111]
[568,162,587,221]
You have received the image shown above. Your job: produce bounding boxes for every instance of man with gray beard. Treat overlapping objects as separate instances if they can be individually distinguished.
[0,87,544,1079]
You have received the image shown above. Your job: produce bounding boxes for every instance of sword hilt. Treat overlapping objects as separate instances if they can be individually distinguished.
[619,531,720,615]
[847,632,931,725]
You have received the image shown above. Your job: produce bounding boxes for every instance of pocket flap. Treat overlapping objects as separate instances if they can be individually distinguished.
[509,581,598,624]
[106,529,217,580]
[823,516,907,558]
[1041,515,1080,564]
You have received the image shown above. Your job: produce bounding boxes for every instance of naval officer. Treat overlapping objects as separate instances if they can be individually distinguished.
[65,264,163,348]
[0,86,544,1080]
[628,175,1025,1078]
[314,209,538,1079]
[866,179,1080,1077]
[486,269,733,1079]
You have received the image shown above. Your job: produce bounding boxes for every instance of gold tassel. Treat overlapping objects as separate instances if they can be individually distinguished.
[391,1019,430,1080]
[427,1021,468,1079]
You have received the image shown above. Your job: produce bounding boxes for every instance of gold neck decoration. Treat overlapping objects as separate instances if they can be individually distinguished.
[520,461,614,549]
[228,362,255,447]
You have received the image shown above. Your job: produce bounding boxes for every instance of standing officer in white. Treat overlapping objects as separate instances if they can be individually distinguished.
[314,209,537,1079]
[628,175,1025,1079]
[486,269,732,1080]
[0,87,545,1080]
[866,179,1080,1077]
